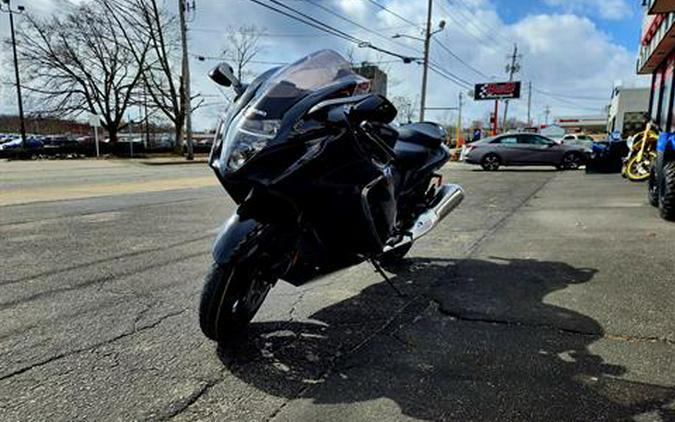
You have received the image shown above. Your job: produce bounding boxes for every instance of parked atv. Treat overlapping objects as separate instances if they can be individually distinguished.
[648,132,675,221]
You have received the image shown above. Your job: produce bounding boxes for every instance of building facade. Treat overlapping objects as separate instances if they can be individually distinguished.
[554,115,608,134]
[637,0,675,131]
[607,87,650,137]
[353,64,388,97]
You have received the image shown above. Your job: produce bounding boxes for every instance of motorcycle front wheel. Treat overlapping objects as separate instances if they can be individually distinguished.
[625,153,655,182]
[199,261,272,342]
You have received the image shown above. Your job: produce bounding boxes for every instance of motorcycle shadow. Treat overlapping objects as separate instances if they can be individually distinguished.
[216,257,675,422]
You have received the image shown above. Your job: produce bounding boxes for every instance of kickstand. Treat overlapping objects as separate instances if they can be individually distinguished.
[370,259,406,298]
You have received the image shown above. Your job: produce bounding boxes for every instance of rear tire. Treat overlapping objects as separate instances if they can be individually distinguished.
[481,154,501,171]
[199,261,272,342]
[659,161,675,221]
[648,166,659,207]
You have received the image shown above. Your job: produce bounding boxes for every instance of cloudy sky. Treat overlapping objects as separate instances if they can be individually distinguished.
[0,0,649,130]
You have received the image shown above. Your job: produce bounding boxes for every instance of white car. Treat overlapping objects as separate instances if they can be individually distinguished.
[560,134,595,152]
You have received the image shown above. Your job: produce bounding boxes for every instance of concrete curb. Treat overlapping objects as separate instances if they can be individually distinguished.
[138,159,209,166]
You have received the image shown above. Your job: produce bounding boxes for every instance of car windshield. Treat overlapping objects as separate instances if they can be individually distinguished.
[246,49,368,121]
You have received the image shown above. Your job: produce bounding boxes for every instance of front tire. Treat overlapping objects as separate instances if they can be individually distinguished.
[559,152,582,170]
[659,161,675,221]
[199,261,272,342]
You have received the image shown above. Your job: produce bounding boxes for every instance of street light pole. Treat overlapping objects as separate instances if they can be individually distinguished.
[419,0,433,122]
[1,0,27,150]
[393,15,445,122]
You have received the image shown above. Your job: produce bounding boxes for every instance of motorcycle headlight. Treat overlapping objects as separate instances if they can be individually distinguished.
[221,113,280,173]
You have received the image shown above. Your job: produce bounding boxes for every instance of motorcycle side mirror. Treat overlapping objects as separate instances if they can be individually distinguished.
[209,62,245,95]
[307,95,370,126]
[349,94,397,124]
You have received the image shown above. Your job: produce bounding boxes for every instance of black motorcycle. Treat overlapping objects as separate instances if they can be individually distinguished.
[200,50,464,341]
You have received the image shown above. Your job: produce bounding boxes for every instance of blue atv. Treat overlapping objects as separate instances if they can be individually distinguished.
[648,133,675,221]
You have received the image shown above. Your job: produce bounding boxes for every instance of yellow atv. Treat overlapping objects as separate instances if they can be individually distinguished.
[622,123,659,182]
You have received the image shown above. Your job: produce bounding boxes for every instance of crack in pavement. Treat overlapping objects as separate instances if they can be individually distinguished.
[0,308,190,382]
[0,233,213,287]
[432,301,675,345]
[463,173,557,257]
[0,195,210,228]
[0,251,207,310]
[151,376,224,422]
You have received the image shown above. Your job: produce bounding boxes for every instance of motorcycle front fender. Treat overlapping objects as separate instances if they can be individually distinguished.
[211,213,263,266]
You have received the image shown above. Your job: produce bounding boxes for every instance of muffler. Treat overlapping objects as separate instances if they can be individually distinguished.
[384,184,464,251]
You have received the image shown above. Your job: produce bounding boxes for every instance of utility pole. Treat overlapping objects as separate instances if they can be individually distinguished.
[1,0,27,150]
[179,0,194,160]
[527,81,532,126]
[419,0,433,122]
[492,100,499,136]
[392,9,444,122]
[456,92,463,143]
[544,105,551,125]
[502,43,520,130]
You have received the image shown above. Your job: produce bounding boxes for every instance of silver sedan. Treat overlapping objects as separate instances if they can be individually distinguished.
[464,133,586,171]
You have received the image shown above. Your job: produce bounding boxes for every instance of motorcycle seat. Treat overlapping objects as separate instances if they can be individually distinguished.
[394,140,432,168]
[396,122,445,149]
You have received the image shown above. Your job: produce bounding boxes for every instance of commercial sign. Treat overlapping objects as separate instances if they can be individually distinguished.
[474,81,521,101]
[641,14,665,46]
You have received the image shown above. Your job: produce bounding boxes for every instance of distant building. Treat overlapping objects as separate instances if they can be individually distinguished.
[0,115,90,135]
[607,87,650,137]
[540,124,566,138]
[353,63,387,97]
[637,1,675,132]
[554,115,608,134]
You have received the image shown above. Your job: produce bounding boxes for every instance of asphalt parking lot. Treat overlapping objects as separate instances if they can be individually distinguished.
[1,159,674,422]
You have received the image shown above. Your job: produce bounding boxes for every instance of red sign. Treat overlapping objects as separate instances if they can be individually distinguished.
[474,81,522,101]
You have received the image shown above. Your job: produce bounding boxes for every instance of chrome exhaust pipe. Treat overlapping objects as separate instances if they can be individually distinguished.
[384,184,464,252]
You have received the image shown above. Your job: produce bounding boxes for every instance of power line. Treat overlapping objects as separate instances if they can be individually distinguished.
[365,0,423,29]
[534,90,607,112]
[193,54,290,65]
[247,0,416,62]
[427,61,473,89]
[447,0,514,49]
[256,0,361,43]
[300,0,420,54]
[432,37,490,80]
[194,53,402,66]
[533,88,609,101]
[190,24,421,37]
[435,5,503,54]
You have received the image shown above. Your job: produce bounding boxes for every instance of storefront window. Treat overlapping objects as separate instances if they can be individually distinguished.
[661,57,673,130]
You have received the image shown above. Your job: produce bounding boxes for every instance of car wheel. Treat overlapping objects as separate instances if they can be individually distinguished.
[481,154,501,171]
[659,161,675,221]
[648,165,659,207]
[560,152,582,170]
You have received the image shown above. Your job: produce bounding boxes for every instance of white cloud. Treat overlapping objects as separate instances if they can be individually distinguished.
[544,0,632,20]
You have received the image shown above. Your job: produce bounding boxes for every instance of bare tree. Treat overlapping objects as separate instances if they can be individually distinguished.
[391,95,418,124]
[107,0,203,154]
[221,25,266,81]
[15,0,150,144]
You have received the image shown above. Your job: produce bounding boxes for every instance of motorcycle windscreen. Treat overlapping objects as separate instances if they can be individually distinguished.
[250,49,366,120]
